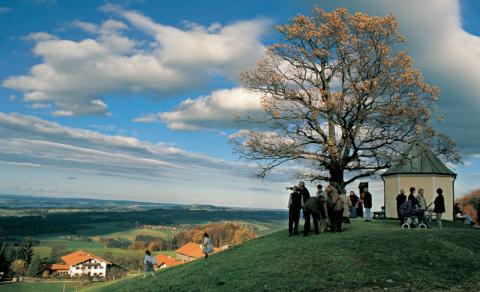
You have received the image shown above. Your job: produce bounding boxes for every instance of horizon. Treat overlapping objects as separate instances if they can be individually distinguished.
[1,0,480,210]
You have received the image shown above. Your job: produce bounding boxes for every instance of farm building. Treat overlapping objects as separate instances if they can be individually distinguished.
[47,250,111,278]
[176,242,221,261]
[382,141,456,220]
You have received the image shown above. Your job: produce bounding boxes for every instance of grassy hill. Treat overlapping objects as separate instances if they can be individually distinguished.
[85,220,480,291]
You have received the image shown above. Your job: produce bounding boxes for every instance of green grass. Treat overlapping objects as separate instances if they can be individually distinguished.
[99,228,173,241]
[0,282,88,292]
[84,220,480,291]
[32,223,175,259]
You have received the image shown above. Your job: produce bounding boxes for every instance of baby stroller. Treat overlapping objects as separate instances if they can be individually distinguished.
[399,201,430,229]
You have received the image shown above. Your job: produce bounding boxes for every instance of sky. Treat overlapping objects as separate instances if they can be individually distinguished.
[0,0,479,210]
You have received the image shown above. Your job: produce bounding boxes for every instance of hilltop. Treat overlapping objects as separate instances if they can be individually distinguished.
[86,220,480,291]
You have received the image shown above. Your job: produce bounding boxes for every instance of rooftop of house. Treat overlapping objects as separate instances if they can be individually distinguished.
[155,254,183,267]
[49,263,70,271]
[60,250,111,266]
[176,242,220,259]
[382,141,456,177]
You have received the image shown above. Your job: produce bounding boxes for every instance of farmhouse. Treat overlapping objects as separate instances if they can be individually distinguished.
[176,242,221,261]
[382,141,456,220]
[154,254,183,268]
[48,250,111,278]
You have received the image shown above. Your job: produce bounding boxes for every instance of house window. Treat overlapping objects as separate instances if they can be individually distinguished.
[76,267,79,270]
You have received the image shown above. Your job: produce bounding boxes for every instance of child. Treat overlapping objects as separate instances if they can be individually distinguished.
[202,233,213,259]
[143,250,156,278]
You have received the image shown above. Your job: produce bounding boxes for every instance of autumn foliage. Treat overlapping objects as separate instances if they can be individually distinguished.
[234,7,459,187]
[455,189,480,223]
[174,222,256,247]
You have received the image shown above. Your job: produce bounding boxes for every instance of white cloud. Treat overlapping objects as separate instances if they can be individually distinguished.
[0,113,273,181]
[23,32,58,42]
[309,0,480,154]
[72,20,98,33]
[134,87,264,131]
[3,6,269,116]
[27,103,51,109]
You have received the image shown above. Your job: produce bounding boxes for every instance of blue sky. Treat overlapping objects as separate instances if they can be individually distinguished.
[0,0,479,209]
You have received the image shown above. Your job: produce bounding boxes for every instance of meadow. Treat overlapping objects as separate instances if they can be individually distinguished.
[85,220,480,291]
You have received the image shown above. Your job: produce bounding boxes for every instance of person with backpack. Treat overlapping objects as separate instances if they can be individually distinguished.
[202,233,214,259]
[143,250,156,278]
[433,188,446,228]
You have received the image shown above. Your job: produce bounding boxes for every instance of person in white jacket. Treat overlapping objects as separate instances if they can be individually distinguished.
[340,189,352,230]
[143,250,156,278]
[202,233,214,259]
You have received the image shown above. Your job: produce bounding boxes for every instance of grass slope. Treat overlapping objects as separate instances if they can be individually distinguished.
[86,220,480,291]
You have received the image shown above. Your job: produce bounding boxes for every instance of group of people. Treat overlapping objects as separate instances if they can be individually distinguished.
[287,181,373,236]
[395,187,445,228]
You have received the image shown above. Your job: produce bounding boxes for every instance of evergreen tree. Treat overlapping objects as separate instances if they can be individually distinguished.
[5,243,18,263]
[26,255,44,277]
[17,238,33,265]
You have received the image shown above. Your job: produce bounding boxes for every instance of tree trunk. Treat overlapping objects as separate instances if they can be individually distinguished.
[329,167,345,190]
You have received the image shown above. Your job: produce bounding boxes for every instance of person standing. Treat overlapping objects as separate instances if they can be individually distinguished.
[143,250,156,278]
[324,183,342,232]
[396,189,407,225]
[363,187,373,221]
[356,197,363,218]
[202,233,214,259]
[340,189,352,228]
[408,187,418,208]
[349,191,358,218]
[316,184,330,232]
[287,186,302,236]
[298,181,312,236]
[416,189,427,224]
[433,188,445,228]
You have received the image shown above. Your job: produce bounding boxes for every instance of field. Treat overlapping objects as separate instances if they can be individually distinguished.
[0,196,290,291]
[0,282,87,292]
[84,220,480,291]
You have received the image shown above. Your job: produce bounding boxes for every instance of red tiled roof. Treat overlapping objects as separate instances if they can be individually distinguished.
[49,264,69,271]
[60,250,111,266]
[155,254,183,267]
[175,242,220,259]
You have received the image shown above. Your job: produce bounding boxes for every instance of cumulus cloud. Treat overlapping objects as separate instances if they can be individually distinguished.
[308,0,480,154]
[134,87,265,131]
[3,6,269,116]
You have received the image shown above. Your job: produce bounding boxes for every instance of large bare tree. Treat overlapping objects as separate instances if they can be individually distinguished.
[232,8,460,188]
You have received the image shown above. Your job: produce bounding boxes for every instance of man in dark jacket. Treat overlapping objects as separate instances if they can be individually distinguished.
[396,189,407,225]
[297,181,312,236]
[288,186,302,236]
[363,187,373,221]
[433,188,445,229]
[407,187,418,208]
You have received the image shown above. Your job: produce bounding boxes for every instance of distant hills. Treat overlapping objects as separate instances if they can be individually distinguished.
[0,194,282,212]
[0,194,222,210]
